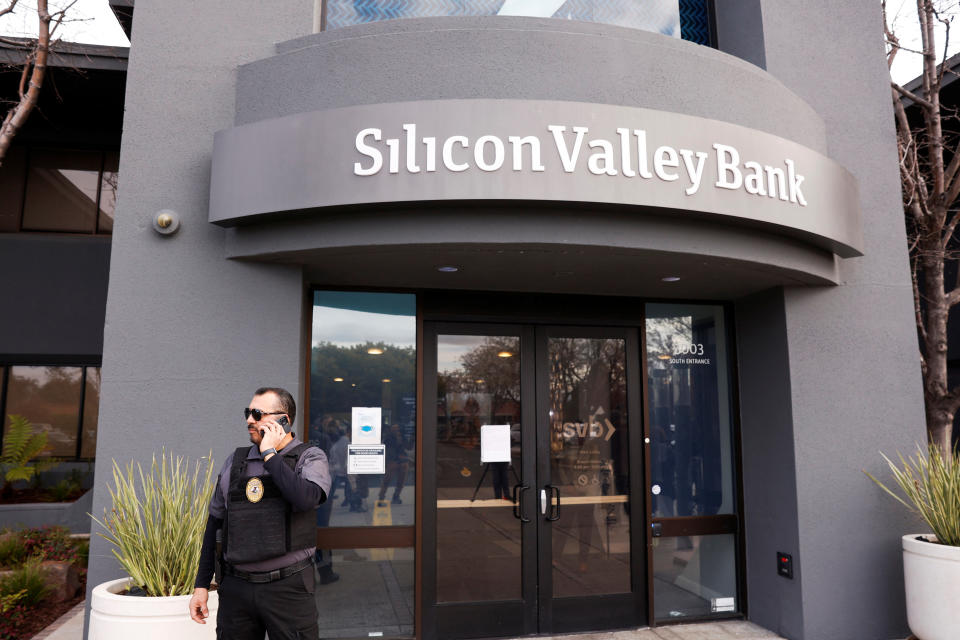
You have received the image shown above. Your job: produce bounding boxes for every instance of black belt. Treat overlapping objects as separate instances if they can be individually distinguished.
[223,557,313,583]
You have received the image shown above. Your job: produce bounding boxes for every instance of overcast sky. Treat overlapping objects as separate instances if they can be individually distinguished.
[887,0,960,85]
[0,0,128,46]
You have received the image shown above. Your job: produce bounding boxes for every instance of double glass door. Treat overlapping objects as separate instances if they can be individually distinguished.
[423,324,647,639]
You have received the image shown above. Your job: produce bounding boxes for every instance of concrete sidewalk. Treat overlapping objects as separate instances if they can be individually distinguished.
[34,601,84,640]
[510,622,787,640]
[33,608,785,640]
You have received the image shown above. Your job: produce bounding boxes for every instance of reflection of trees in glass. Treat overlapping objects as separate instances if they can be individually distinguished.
[549,339,626,454]
[437,337,519,444]
[5,367,83,457]
[310,341,416,435]
[645,316,693,367]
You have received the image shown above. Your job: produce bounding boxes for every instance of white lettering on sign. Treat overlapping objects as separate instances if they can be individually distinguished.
[353,125,807,207]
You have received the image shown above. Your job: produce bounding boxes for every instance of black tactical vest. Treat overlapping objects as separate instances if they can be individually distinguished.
[222,443,317,564]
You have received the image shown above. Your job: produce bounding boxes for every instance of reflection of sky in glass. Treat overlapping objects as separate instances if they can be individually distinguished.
[437,335,484,373]
[312,306,415,348]
[12,366,81,385]
[326,0,681,36]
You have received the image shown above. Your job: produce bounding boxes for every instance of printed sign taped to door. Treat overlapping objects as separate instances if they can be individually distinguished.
[480,424,511,463]
[348,444,386,474]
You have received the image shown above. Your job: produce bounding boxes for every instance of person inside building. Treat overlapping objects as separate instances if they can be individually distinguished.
[188,387,331,639]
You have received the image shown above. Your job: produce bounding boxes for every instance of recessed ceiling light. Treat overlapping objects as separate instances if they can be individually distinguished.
[333,377,344,382]
[437,265,459,273]
[661,276,681,282]
[382,378,391,383]
[367,347,385,355]
[498,351,514,358]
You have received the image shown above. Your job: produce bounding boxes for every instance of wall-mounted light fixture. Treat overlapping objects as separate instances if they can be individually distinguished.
[152,209,181,235]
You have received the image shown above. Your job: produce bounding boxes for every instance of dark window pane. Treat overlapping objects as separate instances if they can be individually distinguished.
[653,534,738,621]
[4,366,82,458]
[98,152,119,234]
[436,334,522,603]
[0,146,27,232]
[22,150,101,233]
[81,368,101,458]
[309,291,417,527]
[646,304,735,518]
[314,547,414,637]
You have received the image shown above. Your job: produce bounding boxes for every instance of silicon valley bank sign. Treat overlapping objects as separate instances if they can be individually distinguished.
[354,125,808,206]
[209,99,862,256]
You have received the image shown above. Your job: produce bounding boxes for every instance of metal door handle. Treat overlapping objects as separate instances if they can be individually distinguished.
[544,485,560,521]
[540,489,547,515]
[512,484,530,523]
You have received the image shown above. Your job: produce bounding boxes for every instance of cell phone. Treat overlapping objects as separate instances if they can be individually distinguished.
[260,415,289,437]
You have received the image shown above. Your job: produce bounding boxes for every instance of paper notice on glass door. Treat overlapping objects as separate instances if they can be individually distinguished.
[351,407,382,444]
[480,424,511,463]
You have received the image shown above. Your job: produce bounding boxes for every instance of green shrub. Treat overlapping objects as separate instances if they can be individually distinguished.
[0,589,26,613]
[0,416,58,489]
[18,526,76,563]
[0,536,26,569]
[46,478,82,502]
[92,450,215,596]
[0,559,50,606]
[73,537,89,567]
[866,443,960,546]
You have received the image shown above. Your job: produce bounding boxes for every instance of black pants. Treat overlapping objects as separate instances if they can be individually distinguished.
[217,567,318,639]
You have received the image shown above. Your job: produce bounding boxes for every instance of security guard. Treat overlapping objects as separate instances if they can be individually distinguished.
[189,387,331,639]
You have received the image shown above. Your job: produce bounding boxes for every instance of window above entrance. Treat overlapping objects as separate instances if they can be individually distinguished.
[321,0,713,45]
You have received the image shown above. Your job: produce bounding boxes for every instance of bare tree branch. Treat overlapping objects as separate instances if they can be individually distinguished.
[0,0,20,19]
[0,0,57,165]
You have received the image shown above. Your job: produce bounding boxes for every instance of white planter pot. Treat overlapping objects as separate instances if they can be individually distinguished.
[902,534,960,640]
[89,577,218,640]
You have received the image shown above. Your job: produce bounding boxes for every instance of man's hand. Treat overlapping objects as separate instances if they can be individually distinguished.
[189,588,209,624]
[259,420,286,453]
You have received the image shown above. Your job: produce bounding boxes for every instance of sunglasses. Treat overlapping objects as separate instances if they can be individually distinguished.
[244,408,286,421]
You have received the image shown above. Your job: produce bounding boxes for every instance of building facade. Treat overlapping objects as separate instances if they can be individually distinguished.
[84,2,924,639]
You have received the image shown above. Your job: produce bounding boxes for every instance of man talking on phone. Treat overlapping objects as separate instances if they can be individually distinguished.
[189,387,330,639]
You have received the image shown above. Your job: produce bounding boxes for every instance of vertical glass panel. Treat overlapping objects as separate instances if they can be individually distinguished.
[309,291,417,527]
[315,547,414,637]
[646,304,734,518]
[4,366,82,458]
[548,337,630,597]
[22,150,101,233]
[98,152,119,234]
[652,534,738,621]
[324,0,691,39]
[436,334,522,603]
[81,368,101,458]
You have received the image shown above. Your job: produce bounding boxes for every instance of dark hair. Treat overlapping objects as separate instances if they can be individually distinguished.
[254,386,296,425]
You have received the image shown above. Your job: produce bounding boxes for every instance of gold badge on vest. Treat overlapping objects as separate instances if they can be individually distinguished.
[245,477,264,503]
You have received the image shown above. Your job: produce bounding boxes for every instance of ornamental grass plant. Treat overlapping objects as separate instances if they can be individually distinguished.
[92,451,215,596]
[865,444,960,547]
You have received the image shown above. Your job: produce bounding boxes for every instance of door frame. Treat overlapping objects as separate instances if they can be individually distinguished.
[422,320,649,640]
[534,325,647,633]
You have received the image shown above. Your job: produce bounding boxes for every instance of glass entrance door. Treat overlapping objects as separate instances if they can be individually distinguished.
[423,324,646,640]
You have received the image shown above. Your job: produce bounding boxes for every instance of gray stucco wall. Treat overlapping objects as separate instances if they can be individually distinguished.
[740,2,926,639]
[0,235,110,360]
[735,288,803,639]
[82,1,313,636]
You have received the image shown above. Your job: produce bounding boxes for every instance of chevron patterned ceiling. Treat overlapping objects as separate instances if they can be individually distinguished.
[325,0,710,44]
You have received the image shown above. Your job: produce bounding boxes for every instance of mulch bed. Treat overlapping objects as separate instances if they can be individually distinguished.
[0,489,84,504]
[19,591,84,640]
